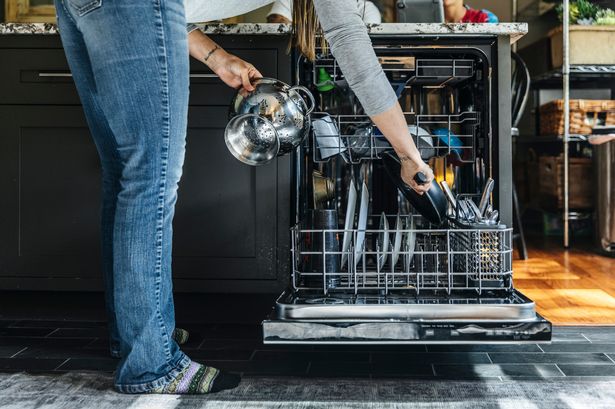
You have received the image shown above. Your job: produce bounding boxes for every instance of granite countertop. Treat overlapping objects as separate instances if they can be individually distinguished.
[0,22,527,43]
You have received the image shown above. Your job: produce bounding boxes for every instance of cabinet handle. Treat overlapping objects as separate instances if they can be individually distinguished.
[38,72,217,79]
[190,73,218,78]
[38,72,73,77]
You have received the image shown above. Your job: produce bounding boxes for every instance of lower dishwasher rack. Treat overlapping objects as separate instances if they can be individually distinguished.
[262,289,552,344]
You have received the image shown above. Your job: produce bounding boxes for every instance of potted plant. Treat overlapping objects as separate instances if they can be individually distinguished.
[549,0,615,68]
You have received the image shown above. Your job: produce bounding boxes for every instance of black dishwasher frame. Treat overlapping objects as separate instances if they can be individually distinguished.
[263,35,551,344]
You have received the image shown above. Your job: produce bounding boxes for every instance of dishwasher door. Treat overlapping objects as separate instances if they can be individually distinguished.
[263,289,551,344]
[262,221,551,344]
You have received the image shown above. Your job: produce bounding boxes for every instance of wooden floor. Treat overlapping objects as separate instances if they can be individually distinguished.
[514,237,615,325]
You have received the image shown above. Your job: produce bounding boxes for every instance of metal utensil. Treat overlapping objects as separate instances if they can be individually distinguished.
[439,180,457,210]
[227,77,315,165]
[457,199,472,222]
[312,170,335,209]
[488,209,499,224]
[478,178,495,217]
[466,199,484,222]
[224,114,280,166]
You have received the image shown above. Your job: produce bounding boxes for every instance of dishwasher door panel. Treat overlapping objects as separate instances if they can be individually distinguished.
[263,289,551,344]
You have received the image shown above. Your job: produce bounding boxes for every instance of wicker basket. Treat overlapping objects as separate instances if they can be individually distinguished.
[549,26,615,68]
[538,155,593,210]
[539,99,615,136]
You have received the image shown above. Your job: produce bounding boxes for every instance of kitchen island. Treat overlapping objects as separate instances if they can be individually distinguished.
[0,23,527,293]
[0,22,527,41]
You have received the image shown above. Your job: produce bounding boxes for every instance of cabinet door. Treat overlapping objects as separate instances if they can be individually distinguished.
[0,105,289,292]
[0,106,103,289]
[172,107,290,292]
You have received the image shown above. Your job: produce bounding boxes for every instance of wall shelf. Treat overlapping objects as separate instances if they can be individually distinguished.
[532,65,615,88]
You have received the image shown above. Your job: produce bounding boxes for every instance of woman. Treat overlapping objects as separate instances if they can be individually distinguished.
[55,0,433,395]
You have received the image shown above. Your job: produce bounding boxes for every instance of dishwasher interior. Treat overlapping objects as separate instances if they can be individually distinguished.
[263,40,552,344]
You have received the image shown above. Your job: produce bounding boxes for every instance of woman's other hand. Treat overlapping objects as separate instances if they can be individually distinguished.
[399,156,434,195]
[209,51,262,91]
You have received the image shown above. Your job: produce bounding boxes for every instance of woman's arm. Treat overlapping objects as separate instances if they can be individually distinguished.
[312,0,433,194]
[188,29,262,91]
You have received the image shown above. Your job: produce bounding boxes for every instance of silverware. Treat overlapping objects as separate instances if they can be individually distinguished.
[478,178,495,217]
[466,199,483,222]
[439,180,457,210]
[457,199,472,222]
[488,210,499,224]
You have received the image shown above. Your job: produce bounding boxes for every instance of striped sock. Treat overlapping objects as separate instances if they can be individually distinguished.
[152,361,240,394]
[172,328,190,345]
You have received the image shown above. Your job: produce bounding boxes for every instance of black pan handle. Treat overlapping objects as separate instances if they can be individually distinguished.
[413,172,428,185]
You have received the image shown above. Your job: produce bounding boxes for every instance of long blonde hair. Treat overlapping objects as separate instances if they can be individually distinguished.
[291,1,368,61]
[291,0,326,61]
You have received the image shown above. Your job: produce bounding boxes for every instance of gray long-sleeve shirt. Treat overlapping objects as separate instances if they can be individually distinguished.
[186,0,397,116]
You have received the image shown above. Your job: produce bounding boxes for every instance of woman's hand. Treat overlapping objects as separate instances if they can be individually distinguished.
[188,30,262,91]
[209,51,263,91]
[400,156,434,195]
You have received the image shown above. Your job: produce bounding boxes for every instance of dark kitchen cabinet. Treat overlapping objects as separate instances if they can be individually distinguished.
[0,106,102,289]
[0,35,292,292]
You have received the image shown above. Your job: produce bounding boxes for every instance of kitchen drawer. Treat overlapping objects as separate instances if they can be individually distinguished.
[0,48,80,105]
[1,43,282,106]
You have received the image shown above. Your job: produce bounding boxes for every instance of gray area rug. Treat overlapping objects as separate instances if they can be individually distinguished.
[1,371,614,409]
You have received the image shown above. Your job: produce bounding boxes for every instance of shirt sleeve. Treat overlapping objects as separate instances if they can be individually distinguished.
[312,0,397,116]
[267,0,292,21]
[363,1,382,24]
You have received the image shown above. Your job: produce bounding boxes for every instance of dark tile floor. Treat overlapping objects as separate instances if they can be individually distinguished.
[1,291,615,381]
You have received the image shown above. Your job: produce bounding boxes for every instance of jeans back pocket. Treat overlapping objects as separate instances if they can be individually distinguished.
[68,0,102,16]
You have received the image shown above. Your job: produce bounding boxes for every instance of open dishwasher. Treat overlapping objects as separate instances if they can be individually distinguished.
[263,36,552,344]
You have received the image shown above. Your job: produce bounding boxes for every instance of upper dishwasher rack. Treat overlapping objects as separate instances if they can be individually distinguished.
[306,47,485,165]
[312,54,476,87]
[311,111,479,164]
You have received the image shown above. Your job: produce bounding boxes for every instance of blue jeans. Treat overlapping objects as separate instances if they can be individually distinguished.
[55,0,191,393]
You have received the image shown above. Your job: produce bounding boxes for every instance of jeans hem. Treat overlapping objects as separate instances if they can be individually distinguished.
[114,354,190,394]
